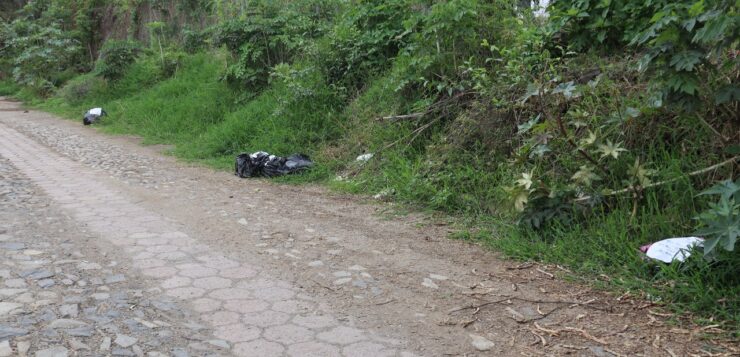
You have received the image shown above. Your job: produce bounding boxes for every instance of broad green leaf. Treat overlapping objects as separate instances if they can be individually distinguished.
[688,0,705,17]
[519,83,542,104]
[698,179,740,200]
[517,114,541,134]
[571,165,601,186]
[714,85,740,104]
[597,140,627,159]
[516,172,534,190]
[628,158,656,186]
[579,131,598,147]
[669,51,702,72]
[693,16,731,44]
[530,144,551,158]
[552,81,579,99]
[514,191,529,212]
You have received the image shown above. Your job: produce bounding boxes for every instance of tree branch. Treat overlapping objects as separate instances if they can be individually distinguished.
[575,156,739,203]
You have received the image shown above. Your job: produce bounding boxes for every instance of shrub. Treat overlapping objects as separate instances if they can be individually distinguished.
[183,28,211,53]
[2,21,82,93]
[318,0,416,92]
[212,1,330,92]
[57,74,107,104]
[549,0,739,108]
[95,40,142,81]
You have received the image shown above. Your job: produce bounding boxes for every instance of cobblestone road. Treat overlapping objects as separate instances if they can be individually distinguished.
[0,123,413,356]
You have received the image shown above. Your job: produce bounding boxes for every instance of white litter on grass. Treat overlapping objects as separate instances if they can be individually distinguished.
[373,188,395,200]
[645,237,703,263]
[355,153,374,162]
[87,107,103,116]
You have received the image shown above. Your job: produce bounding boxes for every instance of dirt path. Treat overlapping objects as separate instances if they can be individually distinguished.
[0,99,732,356]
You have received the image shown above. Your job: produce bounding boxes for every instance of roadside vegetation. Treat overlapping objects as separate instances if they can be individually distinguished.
[1,0,737,334]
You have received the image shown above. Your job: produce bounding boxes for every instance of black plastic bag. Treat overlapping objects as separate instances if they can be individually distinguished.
[235,152,313,178]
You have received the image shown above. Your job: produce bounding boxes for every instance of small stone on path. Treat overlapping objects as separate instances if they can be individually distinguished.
[35,346,69,357]
[48,319,88,329]
[333,278,352,285]
[78,262,101,270]
[67,326,93,337]
[17,341,31,355]
[470,334,495,351]
[207,339,230,349]
[26,269,54,280]
[0,325,28,339]
[4,278,26,288]
[0,302,22,316]
[59,304,78,318]
[115,334,138,348]
[421,278,438,289]
[105,274,126,284]
[37,279,55,288]
[69,339,90,351]
[0,341,11,357]
[100,337,112,351]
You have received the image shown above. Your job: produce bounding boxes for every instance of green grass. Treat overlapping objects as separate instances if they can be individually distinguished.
[477,171,740,333]
[0,79,19,96]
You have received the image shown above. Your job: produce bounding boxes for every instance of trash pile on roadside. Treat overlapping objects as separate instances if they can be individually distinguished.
[235,151,313,178]
[83,107,106,125]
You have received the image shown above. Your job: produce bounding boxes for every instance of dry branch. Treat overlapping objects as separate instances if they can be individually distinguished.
[575,155,739,203]
[448,295,606,320]
[376,112,426,122]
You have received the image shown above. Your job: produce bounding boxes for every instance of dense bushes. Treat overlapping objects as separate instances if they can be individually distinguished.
[0,21,83,93]
[550,0,739,107]
[211,1,334,92]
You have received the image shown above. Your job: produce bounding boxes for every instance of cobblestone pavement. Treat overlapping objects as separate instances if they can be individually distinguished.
[1,100,733,357]
[0,124,414,356]
[1,156,220,357]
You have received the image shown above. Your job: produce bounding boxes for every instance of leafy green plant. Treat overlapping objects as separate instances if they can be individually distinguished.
[212,1,327,91]
[630,0,739,107]
[695,178,740,260]
[57,74,107,104]
[548,0,670,51]
[319,0,415,92]
[549,0,739,108]
[183,27,212,53]
[2,21,82,92]
[95,40,142,81]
